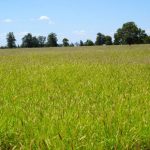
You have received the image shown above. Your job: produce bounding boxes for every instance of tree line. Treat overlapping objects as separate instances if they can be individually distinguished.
[1,22,150,49]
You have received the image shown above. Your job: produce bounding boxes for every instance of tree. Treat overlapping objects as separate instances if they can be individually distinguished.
[74,42,80,47]
[137,28,148,44]
[22,33,33,48]
[6,32,16,48]
[114,22,147,45]
[95,33,105,45]
[38,36,46,47]
[114,29,122,45]
[47,33,58,47]
[32,36,39,47]
[105,36,112,45]
[62,38,69,47]
[80,40,84,46]
[70,43,74,47]
[144,36,150,44]
[84,39,94,46]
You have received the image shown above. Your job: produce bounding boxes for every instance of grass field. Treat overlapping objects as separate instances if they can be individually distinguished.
[0,45,150,149]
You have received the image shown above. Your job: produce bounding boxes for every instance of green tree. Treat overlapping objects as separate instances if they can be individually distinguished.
[32,36,39,47]
[70,43,74,47]
[105,36,112,45]
[80,40,84,46]
[114,22,147,45]
[38,36,46,47]
[62,38,69,47]
[85,39,94,46]
[47,33,58,47]
[114,29,122,45]
[95,33,105,45]
[22,33,33,48]
[144,36,150,44]
[137,28,148,44]
[6,32,16,48]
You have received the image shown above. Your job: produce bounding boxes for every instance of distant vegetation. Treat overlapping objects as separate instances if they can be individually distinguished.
[1,22,150,49]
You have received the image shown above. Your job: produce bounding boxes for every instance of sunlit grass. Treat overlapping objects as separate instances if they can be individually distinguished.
[0,45,150,149]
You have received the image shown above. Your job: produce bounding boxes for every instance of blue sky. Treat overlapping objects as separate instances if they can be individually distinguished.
[0,0,150,45]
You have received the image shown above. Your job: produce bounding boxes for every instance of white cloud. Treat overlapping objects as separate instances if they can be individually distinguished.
[73,30,86,36]
[38,16,55,25]
[2,19,13,23]
[39,16,49,21]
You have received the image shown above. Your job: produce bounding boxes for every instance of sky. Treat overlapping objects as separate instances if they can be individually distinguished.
[0,0,150,46]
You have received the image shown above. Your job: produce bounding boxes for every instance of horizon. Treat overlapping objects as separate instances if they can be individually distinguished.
[0,0,150,46]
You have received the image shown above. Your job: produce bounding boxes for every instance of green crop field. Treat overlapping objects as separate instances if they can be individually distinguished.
[0,45,150,149]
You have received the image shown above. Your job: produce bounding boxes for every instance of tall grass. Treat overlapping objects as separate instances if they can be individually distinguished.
[0,45,150,149]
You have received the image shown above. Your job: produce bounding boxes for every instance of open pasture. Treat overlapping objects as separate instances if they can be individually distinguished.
[0,45,150,149]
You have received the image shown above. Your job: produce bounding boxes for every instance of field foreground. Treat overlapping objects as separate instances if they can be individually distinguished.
[0,45,150,149]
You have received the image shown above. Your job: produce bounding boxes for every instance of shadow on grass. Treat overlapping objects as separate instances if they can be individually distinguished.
[0,132,22,150]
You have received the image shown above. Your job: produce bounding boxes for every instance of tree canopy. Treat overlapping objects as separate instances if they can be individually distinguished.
[22,33,34,48]
[47,33,58,47]
[84,40,94,46]
[62,38,69,47]
[114,22,148,45]
[38,36,46,47]
[7,32,16,48]
[95,33,105,45]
